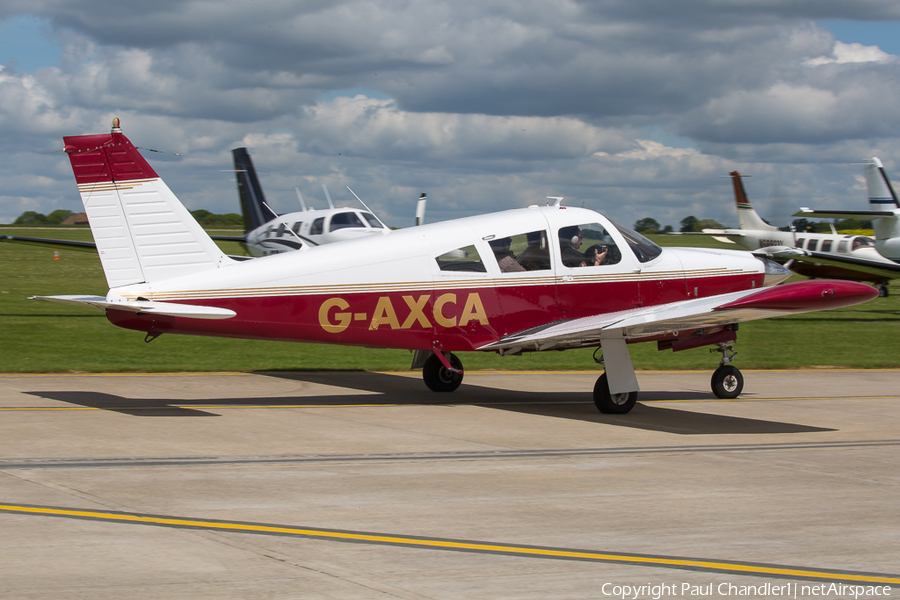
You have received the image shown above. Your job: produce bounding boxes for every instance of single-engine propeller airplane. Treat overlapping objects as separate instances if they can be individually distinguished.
[32,120,879,414]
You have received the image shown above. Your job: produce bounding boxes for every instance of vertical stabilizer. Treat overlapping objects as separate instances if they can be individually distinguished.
[730,171,778,232]
[232,147,271,232]
[63,119,232,289]
[864,157,900,210]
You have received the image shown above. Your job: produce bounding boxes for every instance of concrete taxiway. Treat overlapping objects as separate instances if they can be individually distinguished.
[1,369,899,599]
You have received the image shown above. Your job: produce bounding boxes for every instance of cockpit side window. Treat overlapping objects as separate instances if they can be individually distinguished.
[330,212,365,231]
[607,219,662,263]
[852,237,874,250]
[436,245,486,273]
[556,223,622,268]
[310,217,324,235]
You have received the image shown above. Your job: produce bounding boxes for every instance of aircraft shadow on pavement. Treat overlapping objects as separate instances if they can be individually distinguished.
[257,371,834,435]
[26,371,833,434]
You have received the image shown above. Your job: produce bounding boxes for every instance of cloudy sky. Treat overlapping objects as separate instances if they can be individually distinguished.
[1,1,900,230]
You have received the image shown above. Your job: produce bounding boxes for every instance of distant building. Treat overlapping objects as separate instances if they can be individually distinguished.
[61,213,89,225]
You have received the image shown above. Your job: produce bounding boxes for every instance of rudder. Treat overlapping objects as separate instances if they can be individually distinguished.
[63,119,232,289]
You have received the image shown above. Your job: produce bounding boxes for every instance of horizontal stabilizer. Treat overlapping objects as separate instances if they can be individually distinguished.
[0,235,96,249]
[793,207,898,219]
[31,295,236,320]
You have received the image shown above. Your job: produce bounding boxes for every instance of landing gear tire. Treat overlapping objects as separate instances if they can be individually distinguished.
[423,353,463,392]
[711,365,744,399]
[879,285,889,298]
[593,373,637,414]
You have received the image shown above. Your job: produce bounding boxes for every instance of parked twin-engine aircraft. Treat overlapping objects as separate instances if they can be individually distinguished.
[32,120,878,414]
[785,157,900,292]
[219,147,390,256]
[699,172,895,295]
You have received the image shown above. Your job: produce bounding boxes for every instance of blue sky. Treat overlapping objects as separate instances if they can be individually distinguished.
[0,15,60,71]
[2,4,900,229]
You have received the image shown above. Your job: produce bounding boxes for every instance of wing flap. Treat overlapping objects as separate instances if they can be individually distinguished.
[30,295,236,320]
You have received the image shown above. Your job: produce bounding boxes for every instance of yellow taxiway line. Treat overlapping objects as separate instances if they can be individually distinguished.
[1,503,897,584]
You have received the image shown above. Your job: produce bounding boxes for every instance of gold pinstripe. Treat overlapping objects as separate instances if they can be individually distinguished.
[124,269,756,302]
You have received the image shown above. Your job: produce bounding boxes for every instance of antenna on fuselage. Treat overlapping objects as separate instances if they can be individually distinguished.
[294,187,309,212]
[547,196,564,207]
[322,185,335,209]
[346,186,388,230]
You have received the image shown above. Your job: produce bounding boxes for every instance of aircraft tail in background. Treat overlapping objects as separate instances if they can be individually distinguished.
[864,157,900,211]
[62,118,233,289]
[232,147,271,233]
[730,171,778,232]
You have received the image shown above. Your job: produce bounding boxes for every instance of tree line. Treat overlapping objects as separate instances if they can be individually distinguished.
[8,209,243,228]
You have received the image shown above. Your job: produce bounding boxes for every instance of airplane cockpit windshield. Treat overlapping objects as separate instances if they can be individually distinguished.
[607,219,662,263]
[360,212,385,228]
[329,212,366,231]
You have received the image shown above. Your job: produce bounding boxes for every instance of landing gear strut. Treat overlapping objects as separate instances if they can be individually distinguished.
[422,352,464,392]
[710,341,743,399]
[593,372,638,414]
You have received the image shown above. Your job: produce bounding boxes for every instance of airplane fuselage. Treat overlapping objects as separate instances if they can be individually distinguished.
[105,206,771,351]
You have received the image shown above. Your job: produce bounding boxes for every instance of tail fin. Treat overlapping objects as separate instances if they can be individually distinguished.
[864,157,900,211]
[730,171,778,232]
[63,119,232,289]
[232,147,271,233]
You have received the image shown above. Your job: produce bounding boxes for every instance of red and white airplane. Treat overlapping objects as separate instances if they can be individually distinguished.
[33,120,879,413]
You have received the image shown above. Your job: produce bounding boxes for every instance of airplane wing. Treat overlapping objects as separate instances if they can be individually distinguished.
[773,248,900,280]
[30,295,237,319]
[479,280,876,354]
[793,207,899,219]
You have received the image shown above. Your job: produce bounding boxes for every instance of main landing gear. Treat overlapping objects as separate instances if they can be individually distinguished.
[422,351,464,392]
[592,373,637,414]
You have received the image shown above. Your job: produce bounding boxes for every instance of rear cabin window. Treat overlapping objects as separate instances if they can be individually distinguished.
[821,240,832,252]
[487,230,551,273]
[310,217,324,235]
[807,239,820,251]
[795,237,805,248]
[330,212,365,231]
[436,245,486,273]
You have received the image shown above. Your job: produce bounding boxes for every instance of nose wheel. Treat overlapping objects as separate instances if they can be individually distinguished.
[710,341,743,399]
[711,364,744,399]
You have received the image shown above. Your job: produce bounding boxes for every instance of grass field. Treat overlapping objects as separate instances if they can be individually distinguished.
[1,226,898,373]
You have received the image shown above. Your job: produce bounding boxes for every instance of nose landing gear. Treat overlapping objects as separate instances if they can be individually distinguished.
[710,341,743,399]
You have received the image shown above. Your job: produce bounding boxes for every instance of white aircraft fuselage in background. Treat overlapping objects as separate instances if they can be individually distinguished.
[702,171,895,290]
